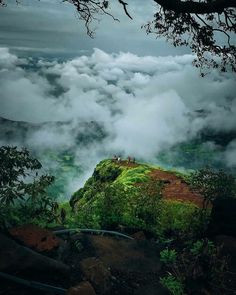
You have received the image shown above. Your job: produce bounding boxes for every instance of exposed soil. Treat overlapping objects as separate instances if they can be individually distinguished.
[9,224,60,252]
[118,161,205,207]
[149,169,204,207]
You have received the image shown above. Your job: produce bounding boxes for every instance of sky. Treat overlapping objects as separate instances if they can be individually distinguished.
[0,0,236,195]
[0,0,190,57]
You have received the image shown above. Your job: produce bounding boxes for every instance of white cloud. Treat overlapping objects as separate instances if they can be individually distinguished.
[0,47,236,193]
[0,47,18,68]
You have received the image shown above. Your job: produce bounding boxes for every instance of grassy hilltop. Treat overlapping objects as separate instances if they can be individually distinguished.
[64,159,206,240]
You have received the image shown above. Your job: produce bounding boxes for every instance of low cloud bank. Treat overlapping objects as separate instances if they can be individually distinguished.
[0,47,236,195]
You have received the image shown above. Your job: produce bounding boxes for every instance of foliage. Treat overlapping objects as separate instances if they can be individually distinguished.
[161,239,229,294]
[157,200,209,241]
[190,167,236,208]
[95,183,130,228]
[0,146,58,228]
[70,160,208,240]
[127,181,163,230]
[160,249,177,265]
[115,165,151,187]
[0,146,41,204]
[143,2,236,74]
[93,160,121,182]
[160,275,184,295]
[70,160,163,230]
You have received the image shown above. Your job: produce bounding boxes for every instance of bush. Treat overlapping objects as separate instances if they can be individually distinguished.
[190,167,236,208]
[0,146,57,228]
[93,162,121,182]
[160,249,177,264]
[157,200,207,240]
[96,183,129,228]
[160,275,184,295]
[127,181,163,230]
[160,239,228,294]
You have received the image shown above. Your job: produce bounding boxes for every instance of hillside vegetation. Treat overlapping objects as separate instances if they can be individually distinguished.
[1,148,236,295]
[68,159,207,241]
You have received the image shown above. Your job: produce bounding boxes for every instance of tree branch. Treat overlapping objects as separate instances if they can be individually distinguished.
[153,0,236,14]
[118,0,133,19]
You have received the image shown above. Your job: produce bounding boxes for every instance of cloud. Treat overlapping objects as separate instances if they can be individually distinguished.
[0,47,236,194]
[0,47,19,67]
[224,140,236,168]
[0,0,189,57]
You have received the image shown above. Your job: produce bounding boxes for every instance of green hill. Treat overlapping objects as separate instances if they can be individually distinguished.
[65,159,206,240]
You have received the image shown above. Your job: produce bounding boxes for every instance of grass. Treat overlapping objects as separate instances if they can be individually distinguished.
[68,159,210,238]
[115,165,152,187]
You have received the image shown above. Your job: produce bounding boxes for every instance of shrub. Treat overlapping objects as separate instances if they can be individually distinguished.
[190,167,236,208]
[157,200,206,240]
[161,239,228,294]
[96,183,130,228]
[160,249,177,264]
[93,162,121,182]
[160,275,184,295]
[128,181,163,231]
[0,146,57,228]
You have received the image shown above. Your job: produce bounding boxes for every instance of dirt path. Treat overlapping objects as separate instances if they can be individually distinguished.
[149,169,204,207]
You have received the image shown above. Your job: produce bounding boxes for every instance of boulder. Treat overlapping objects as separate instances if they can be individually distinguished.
[9,224,60,252]
[88,235,161,274]
[67,281,96,295]
[80,257,111,294]
[0,233,69,275]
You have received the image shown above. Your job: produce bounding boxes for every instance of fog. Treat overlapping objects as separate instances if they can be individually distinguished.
[0,47,236,197]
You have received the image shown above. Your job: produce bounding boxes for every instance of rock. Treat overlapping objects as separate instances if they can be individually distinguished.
[0,233,69,275]
[66,281,96,295]
[131,231,146,241]
[80,257,111,294]
[88,235,161,274]
[9,224,60,252]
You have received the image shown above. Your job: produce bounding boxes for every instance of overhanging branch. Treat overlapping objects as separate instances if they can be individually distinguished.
[153,0,236,14]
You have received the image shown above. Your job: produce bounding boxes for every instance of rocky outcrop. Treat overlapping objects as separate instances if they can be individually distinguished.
[0,233,69,274]
[9,224,60,252]
[80,257,111,294]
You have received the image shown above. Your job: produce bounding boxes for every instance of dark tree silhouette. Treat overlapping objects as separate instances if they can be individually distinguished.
[144,0,236,74]
[1,0,235,73]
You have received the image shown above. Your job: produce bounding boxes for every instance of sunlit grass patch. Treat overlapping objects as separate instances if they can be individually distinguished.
[115,165,152,187]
